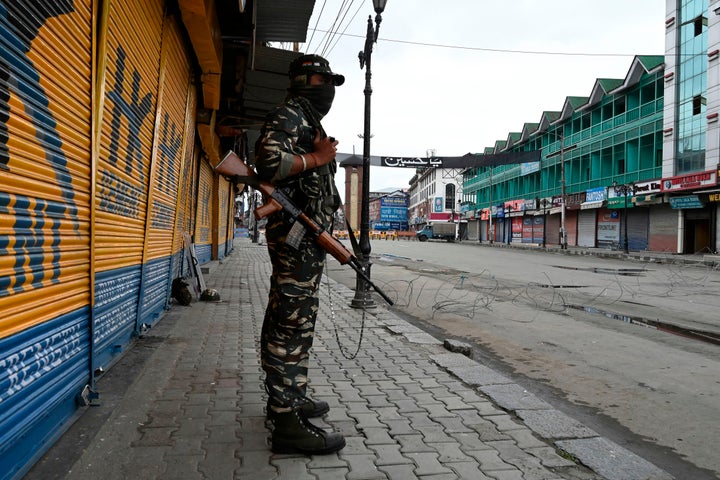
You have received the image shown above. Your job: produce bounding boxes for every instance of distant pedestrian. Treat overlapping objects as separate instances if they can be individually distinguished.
[253,54,345,455]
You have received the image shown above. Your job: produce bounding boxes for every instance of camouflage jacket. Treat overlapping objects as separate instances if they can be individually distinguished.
[254,96,340,232]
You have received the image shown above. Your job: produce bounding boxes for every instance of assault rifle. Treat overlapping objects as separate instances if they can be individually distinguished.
[215,150,393,306]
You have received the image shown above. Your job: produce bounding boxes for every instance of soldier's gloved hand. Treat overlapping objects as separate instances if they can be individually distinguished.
[307,129,338,167]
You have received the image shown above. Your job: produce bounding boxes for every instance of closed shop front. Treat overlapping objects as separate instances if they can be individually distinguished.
[546,213,561,245]
[648,203,677,252]
[565,211,578,247]
[596,208,620,249]
[0,3,93,479]
[519,215,544,244]
[217,177,233,259]
[195,158,215,264]
[627,208,650,251]
[467,219,479,241]
[577,209,597,247]
[141,15,195,326]
[94,0,165,372]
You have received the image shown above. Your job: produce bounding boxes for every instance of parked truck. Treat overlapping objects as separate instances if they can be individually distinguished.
[415,222,456,242]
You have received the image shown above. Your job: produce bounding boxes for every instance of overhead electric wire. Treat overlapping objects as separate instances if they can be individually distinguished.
[301,6,665,59]
[320,0,360,57]
[318,0,357,57]
[323,1,364,57]
[309,0,350,56]
[305,0,327,52]
[309,28,646,58]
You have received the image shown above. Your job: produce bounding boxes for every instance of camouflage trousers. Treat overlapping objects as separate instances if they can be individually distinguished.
[261,232,326,413]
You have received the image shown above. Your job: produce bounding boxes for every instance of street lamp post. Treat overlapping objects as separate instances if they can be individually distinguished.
[540,198,549,248]
[351,0,388,309]
[456,199,461,241]
[612,181,635,254]
[505,205,513,245]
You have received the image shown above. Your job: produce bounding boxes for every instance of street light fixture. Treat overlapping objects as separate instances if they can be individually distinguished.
[612,180,635,254]
[351,0,388,309]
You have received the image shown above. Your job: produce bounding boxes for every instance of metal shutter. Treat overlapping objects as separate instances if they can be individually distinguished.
[93,0,164,369]
[577,209,597,247]
[546,214,561,245]
[627,208,649,251]
[194,158,214,264]
[0,2,93,478]
[140,16,193,325]
[648,204,678,252]
[217,176,231,260]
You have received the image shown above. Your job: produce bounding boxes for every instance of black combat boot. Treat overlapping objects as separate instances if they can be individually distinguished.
[297,396,329,418]
[270,409,346,455]
[267,396,329,419]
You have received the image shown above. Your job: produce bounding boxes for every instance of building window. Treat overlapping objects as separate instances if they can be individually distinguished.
[445,184,455,209]
[692,95,705,115]
[614,97,626,115]
[693,15,706,37]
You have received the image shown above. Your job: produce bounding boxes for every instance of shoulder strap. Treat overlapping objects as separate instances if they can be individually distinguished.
[293,96,327,138]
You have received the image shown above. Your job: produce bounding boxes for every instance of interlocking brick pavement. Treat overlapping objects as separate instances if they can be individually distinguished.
[25,239,674,480]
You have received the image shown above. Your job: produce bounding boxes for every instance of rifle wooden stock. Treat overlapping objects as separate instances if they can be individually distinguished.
[312,227,354,265]
[214,150,393,305]
[254,199,282,220]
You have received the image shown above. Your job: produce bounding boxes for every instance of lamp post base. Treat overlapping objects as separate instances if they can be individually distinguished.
[350,292,377,309]
[351,270,377,309]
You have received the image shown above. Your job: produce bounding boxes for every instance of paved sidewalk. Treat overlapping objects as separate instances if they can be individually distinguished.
[26,239,674,480]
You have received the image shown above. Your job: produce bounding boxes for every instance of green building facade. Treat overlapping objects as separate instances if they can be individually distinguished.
[461,56,667,251]
[461,0,720,254]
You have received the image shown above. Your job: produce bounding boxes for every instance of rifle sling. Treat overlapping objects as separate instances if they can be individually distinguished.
[345,218,363,260]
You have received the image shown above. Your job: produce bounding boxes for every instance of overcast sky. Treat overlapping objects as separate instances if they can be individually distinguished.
[295,0,666,197]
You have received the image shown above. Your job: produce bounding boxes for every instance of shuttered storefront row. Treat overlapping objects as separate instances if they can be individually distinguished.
[0,2,93,479]
[139,16,193,326]
[93,0,164,371]
[0,1,225,478]
[172,87,199,281]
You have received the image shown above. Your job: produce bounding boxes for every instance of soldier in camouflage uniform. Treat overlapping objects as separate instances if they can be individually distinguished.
[253,54,345,455]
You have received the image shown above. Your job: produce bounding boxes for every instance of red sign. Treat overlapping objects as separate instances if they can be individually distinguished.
[661,170,717,192]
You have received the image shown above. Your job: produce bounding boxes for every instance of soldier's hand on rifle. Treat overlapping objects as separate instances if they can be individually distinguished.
[293,130,338,175]
[310,130,338,166]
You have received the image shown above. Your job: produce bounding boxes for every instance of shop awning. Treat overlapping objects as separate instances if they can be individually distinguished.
[633,193,663,205]
[580,201,605,210]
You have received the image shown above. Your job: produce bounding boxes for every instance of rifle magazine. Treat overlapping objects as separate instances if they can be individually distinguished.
[285,221,306,249]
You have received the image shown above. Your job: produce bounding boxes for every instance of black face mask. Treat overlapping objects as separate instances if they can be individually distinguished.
[290,84,336,117]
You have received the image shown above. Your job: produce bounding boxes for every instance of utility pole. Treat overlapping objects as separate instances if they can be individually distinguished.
[488,168,494,244]
[559,133,567,249]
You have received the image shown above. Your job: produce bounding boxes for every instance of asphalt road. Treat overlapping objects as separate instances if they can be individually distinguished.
[325,239,720,480]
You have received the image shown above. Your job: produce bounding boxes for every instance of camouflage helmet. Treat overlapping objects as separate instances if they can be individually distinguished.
[288,54,345,86]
